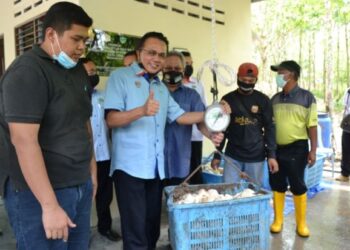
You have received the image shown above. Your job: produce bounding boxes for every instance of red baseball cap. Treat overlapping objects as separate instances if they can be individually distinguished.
[237,63,259,78]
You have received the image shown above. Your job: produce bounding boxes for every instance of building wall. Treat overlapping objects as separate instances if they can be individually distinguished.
[0,0,79,68]
[80,0,253,155]
[0,0,254,156]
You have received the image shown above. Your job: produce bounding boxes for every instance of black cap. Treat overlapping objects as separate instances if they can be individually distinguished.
[270,60,301,77]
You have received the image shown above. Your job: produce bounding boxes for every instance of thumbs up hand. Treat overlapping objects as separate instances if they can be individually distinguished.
[143,90,159,116]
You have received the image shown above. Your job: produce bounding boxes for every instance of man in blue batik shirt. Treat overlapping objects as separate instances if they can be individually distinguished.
[104,32,223,249]
[162,51,213,186]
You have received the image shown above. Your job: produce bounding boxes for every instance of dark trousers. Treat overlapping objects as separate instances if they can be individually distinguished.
[341,131,350,177]
[5,179,92,250]
[269,140,308,195]
[189,141,203,184]
[113,170,163,250]
[96,160,114,233]
[163,177,185,187]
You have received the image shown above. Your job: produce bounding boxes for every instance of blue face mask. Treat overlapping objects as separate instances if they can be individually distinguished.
[51,33,77,69]
[276,74,287,88]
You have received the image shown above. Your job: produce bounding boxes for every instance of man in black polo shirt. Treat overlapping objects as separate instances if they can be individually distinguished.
[0,2,96,249]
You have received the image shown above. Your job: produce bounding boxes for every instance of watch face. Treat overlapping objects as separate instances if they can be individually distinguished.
[204,104,230,132]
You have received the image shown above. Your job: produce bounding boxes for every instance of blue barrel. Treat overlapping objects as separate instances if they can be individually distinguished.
[317,112,332,148]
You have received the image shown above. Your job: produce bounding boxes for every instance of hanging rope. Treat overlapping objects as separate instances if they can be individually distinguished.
[197,0,236,101]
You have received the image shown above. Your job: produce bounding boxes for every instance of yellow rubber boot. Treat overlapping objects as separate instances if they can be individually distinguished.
[270,191,285,233]
[293,193,310,237]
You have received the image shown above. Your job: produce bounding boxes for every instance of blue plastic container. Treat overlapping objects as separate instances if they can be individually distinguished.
[318,112,332,148]
[164,183,271,250]
[305,152,326,188]
[202,169,223,184]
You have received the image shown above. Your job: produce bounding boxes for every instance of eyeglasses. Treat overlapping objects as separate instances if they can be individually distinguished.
[141,49,166,59]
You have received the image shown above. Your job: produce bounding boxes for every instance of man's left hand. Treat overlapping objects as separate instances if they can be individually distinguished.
[219,100,232,114]
[210,132,224,147]
[268,158,279,173]
[307,151,316,167]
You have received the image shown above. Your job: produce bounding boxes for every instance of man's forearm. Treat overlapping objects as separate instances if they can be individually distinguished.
[309,126,317,152]
[106,107,145,128]
[197,122,210,138]
[177,112,204,125]
[12,139,58,210]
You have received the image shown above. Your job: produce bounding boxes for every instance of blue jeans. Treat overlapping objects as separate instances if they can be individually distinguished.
[4,179,92,250]
[223,156,265,187]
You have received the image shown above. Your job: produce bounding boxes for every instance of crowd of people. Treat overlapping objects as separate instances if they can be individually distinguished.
[0,1,349,250]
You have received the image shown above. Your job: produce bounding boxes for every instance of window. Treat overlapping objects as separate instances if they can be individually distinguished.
[154,2,168,9]
[134,0,149,4]
[15,15,45,56]
[187,1,199,7]
[188,12,199,18]
[172,7,184,14]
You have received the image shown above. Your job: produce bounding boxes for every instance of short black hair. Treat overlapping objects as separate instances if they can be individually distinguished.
[181,51,191,57]
[136,32,169,51]
[80,57,94,64]
[43,1,93,35]
[123,50,137,58]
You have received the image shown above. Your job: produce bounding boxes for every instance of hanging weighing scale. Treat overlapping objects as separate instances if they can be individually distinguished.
[197,0,235,132]
[204,102,230,132]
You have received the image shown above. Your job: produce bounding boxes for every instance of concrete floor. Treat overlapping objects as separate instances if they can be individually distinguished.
[0,164,349,250]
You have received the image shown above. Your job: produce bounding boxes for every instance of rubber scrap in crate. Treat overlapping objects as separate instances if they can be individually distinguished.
[164,183,272,250]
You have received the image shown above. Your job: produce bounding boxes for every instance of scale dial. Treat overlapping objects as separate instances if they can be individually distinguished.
[204,103,230,132]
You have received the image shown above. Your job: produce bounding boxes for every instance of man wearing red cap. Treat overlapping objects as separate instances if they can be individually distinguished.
[211,63,279,188]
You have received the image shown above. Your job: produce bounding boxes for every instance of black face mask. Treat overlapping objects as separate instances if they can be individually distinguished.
[163,71,183,85]
[184,64,193,78]
[237,79,255,93]
[89,74,100,88]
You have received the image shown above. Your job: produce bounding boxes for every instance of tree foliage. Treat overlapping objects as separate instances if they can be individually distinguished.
[252,0,350,114]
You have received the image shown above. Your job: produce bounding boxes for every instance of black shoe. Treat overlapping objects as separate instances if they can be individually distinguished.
[99,230,121,242]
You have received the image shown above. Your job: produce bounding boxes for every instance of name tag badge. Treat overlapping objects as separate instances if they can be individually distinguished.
[135,81,141,88]
[251,105,259,113]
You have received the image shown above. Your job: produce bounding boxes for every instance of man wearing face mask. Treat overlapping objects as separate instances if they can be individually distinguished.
[81,58,120,242]
[182,51,207,184]
[123,50,137,67]
[270,60,317,237]
[211,63,279,187]
[0,2,96,249]
[163,51,215,185]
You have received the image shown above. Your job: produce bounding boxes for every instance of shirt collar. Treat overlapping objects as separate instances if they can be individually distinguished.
[282,85,299,98]
[184,76,196,84]
[131,62,160,83]
[32,44,53,61]
[169,84,184,92]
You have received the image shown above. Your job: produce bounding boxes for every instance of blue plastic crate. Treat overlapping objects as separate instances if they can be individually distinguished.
[305,153,326,188]
[164,183,271,250]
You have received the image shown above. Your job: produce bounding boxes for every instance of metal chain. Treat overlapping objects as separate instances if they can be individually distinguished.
[197,0,236,89]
